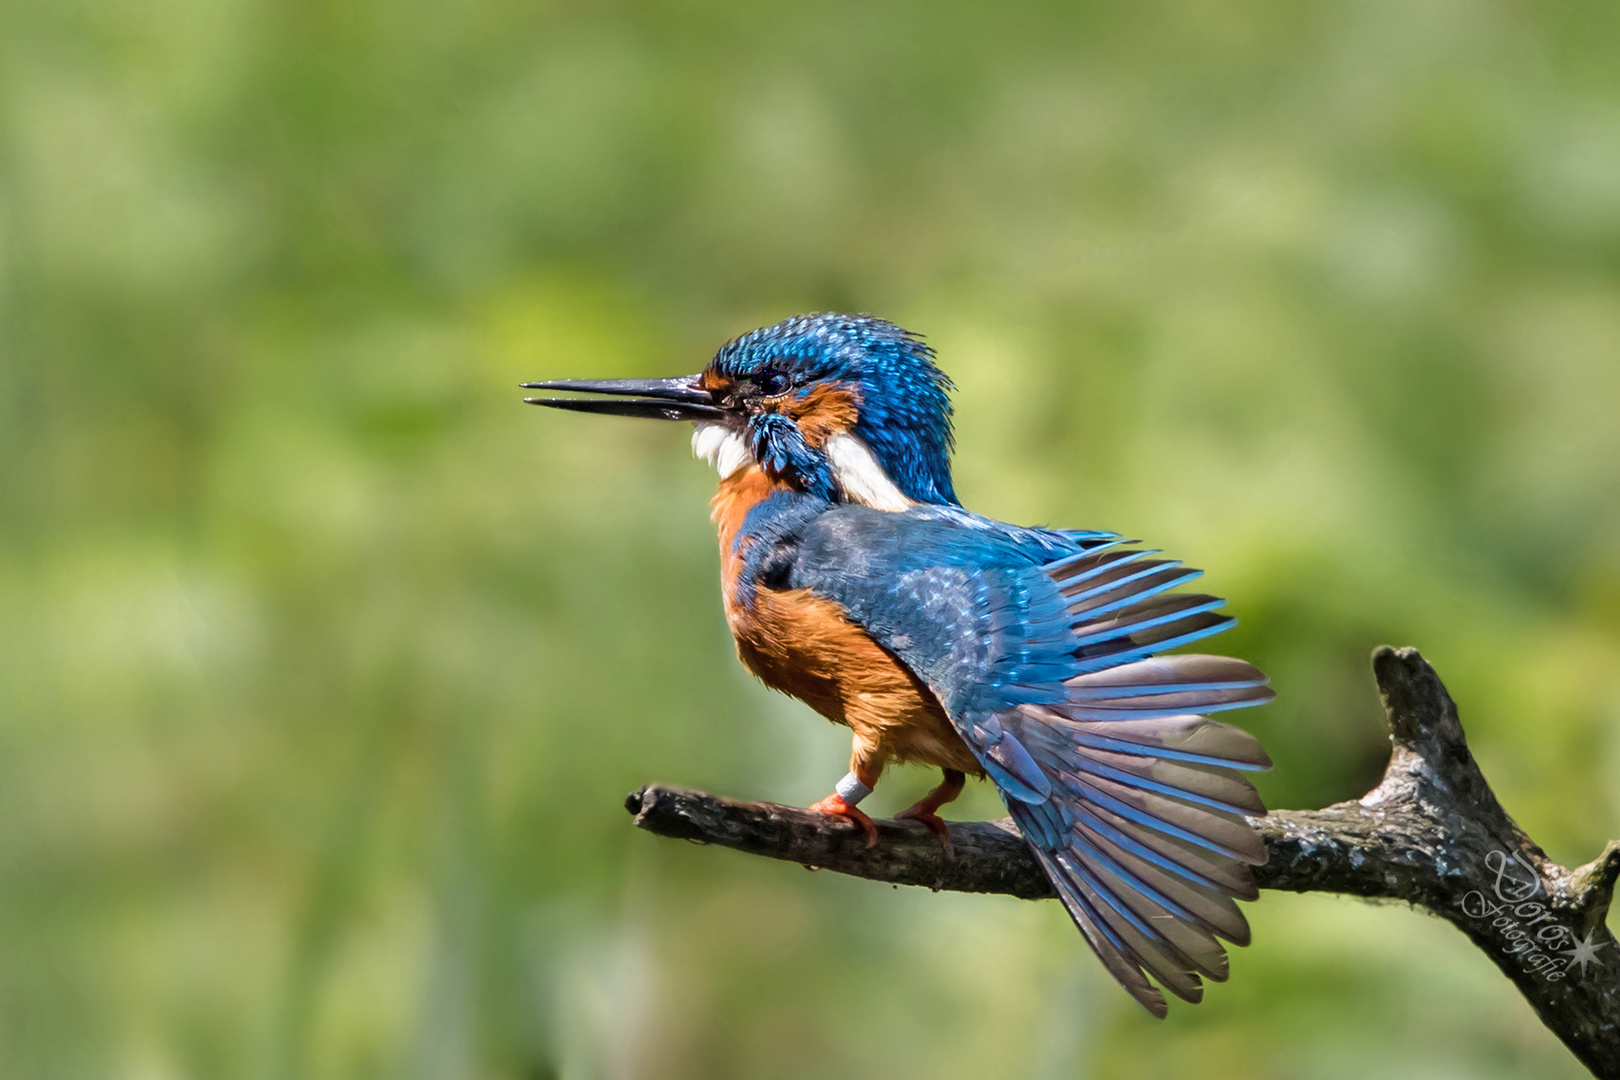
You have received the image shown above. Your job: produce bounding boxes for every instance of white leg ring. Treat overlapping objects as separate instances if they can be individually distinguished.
[835,771,872,805]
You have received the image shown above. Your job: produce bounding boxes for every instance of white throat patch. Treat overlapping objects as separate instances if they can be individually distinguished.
[690,423,912,513]
[691,422,751,479]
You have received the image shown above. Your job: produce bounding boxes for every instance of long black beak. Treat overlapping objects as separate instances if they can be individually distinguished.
[520,375,723,422]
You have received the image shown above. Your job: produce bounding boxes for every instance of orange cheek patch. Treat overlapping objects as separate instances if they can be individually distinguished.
[784,385,860,448]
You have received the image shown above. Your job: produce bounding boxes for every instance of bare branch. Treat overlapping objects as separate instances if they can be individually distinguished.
[626,648,1620,1077]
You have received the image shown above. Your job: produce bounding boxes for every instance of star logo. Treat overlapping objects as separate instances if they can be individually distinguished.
[1561,930,1611,977]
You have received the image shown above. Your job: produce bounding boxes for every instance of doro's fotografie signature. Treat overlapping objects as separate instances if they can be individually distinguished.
[1459,850,1609,982]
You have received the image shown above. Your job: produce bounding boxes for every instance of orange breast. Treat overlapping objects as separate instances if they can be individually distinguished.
[711,468,980,775]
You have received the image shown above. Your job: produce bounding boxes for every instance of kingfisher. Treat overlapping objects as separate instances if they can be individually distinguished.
[525,313,1274,1016]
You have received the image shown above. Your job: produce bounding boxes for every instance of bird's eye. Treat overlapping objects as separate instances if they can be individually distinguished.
[758,371,791,396]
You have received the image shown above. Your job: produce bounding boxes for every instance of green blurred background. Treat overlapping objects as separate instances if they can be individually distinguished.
[3,0,1619,1076]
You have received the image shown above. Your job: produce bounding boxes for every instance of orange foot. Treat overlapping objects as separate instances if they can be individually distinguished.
[895,769,965,857]
[808,793,878,848]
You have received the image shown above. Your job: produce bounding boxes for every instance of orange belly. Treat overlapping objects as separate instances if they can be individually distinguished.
[711,468,981,776]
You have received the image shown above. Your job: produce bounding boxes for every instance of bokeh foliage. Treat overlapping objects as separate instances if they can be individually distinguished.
[2,0,1619,1077]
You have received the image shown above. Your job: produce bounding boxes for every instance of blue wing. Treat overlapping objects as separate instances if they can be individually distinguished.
[780,503,1274,1016]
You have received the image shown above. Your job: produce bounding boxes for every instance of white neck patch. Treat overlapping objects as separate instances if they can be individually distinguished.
[826,432,912,511]
[690,423,913,513]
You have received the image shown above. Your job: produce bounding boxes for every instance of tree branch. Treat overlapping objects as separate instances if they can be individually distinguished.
[625,647,1620,1078]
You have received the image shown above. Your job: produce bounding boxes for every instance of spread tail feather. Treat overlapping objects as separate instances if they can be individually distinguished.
[1007,704,1268,1014]
[994,547,1276,1015]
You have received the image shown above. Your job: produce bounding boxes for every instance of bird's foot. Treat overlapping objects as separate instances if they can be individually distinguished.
[895,804,954,858]
[808,793,878,848]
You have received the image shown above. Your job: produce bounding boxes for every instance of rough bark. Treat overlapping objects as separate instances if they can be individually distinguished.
[626,647,1620,1077]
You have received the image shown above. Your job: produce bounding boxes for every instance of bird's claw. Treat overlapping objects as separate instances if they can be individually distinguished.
[808,793,879,848]
[895,805,954,858]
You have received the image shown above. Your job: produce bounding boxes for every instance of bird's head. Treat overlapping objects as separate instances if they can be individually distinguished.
[525,314,958,507]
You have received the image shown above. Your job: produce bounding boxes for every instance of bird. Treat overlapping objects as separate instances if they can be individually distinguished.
[524,313,1274,1016]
